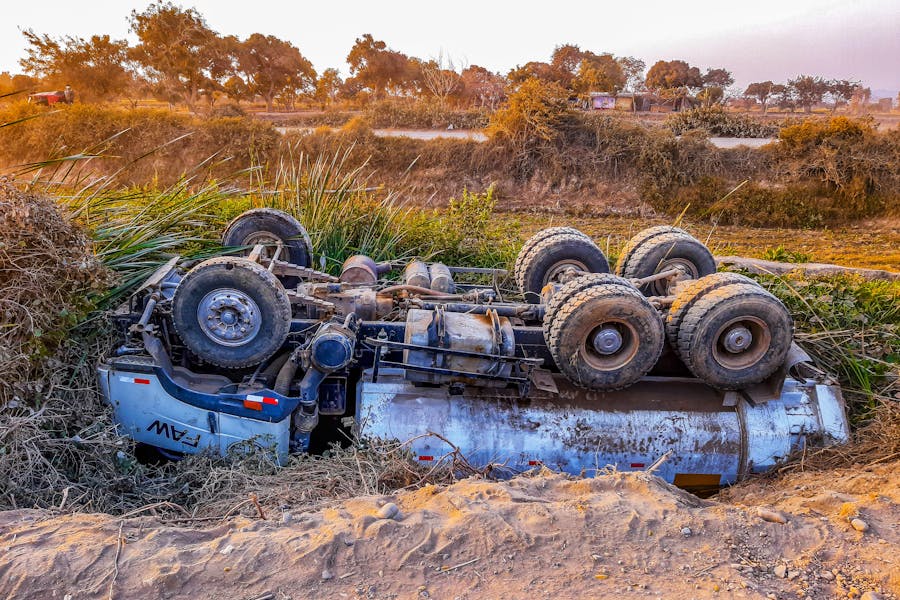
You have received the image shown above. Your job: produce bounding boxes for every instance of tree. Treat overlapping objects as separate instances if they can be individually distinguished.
[788,75,828,113]
[346,34,420,99]
[19,30,133,102]
[573,53,626,95]
[129,2,226,108]
[222,74,251,103]
[745,81,775,114]
[646,60,703,92]
[695,67,734,107]
[233,33,316,111]
[458,65,505,109]
[702,68,734,89]
[771,84,796,112]
[696,86,724,106]
[315,68,343,107]
[507,61,566,87]
[617,56,646,92]
[421,50,463,107]
[826,79,861,113]
[549,44,584,88]
[645,60,703,109]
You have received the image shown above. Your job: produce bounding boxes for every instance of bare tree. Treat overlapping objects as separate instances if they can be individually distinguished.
[421,50,464,107]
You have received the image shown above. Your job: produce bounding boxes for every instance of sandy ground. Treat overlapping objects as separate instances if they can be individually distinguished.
[1,462,896,600]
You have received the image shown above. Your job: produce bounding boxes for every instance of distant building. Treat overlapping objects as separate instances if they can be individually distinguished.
[587,91,700,112]
[588,92,649,112]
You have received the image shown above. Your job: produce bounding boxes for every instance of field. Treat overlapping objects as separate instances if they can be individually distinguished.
[515,214,900,271]
[0,104,898,599]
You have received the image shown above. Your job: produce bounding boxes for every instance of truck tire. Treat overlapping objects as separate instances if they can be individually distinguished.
[545,283,664,391]
[674,282,793,390]
[172,257,292,368]
[222,208,313,268]
[666,272,756,347]
[615,225,686,276]
[620,231,716,296]
[514,227,590,292]
[542,273,635,333]
[517,233,610,303]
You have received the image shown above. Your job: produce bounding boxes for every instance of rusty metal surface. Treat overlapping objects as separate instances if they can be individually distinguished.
[403,308,516,385]
[356,368,849,485]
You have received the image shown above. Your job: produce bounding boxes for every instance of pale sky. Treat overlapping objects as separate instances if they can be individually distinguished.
[2,0,899,95]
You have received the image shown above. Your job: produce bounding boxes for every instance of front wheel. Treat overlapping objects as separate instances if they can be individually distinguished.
[172,257,292,368]
[222,208,313,268]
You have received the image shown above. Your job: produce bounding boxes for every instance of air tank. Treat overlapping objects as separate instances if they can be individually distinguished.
[404,260,431,288]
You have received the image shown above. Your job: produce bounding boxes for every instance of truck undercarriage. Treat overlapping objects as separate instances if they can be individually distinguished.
[99,209,849,489]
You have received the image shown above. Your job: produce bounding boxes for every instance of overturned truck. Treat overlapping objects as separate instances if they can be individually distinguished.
[99,209,849,490]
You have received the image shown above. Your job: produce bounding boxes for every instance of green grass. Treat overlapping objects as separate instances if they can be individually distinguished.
[762,245,812,263]
[751,273,900,419]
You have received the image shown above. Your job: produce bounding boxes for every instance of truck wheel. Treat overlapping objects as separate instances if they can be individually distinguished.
[665,272,756,347]
[222,208,313,268]
[615,225,686,276]
[173,257,291,368]
[542,273,635,333]
[620,231,716,296]
[514,227,590,292]
[545,283,664,391]
[674,282,793,390]
[517,233,610,303]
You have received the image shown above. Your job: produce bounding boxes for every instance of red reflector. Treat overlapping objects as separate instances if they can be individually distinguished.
[134,378,151,385]
[243,400,263,411]
[246,394,278,406]
[630,463,645,468]
[418,455,434,461]
[528,460,542,466]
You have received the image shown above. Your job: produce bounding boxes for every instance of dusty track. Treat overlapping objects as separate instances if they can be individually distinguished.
[1,463,896,600]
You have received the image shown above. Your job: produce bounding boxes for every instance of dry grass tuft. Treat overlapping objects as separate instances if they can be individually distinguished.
[0,178,108,404]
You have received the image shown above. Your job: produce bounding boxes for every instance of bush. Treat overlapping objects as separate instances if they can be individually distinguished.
[665,106,778,138]
[0,180,108,405]
[366,98,490,129]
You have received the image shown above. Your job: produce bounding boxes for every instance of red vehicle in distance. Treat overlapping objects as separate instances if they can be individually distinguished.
[27,86,74,106]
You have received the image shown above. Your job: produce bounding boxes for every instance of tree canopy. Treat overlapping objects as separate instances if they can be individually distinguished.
[233,33,316,111]
[346,34,420,99]
[129,2,226,107]
[20,31,132,102]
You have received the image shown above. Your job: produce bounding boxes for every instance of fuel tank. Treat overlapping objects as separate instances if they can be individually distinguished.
[403,308,516,386]
[356,368,849,489]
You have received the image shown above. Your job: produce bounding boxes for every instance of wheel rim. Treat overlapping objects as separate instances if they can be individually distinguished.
[581,321,639,371]
[712,316,771,370]
[240,231,282,259]
[650,258,700,296]
[543,259,589,286]
[197,288,262,347]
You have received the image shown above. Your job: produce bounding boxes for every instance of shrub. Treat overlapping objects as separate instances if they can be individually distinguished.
[762,245,812,263]
[366,98,490,129]
[665,106,778,138]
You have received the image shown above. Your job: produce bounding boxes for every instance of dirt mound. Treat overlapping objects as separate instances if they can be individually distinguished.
[1,465,896,600]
